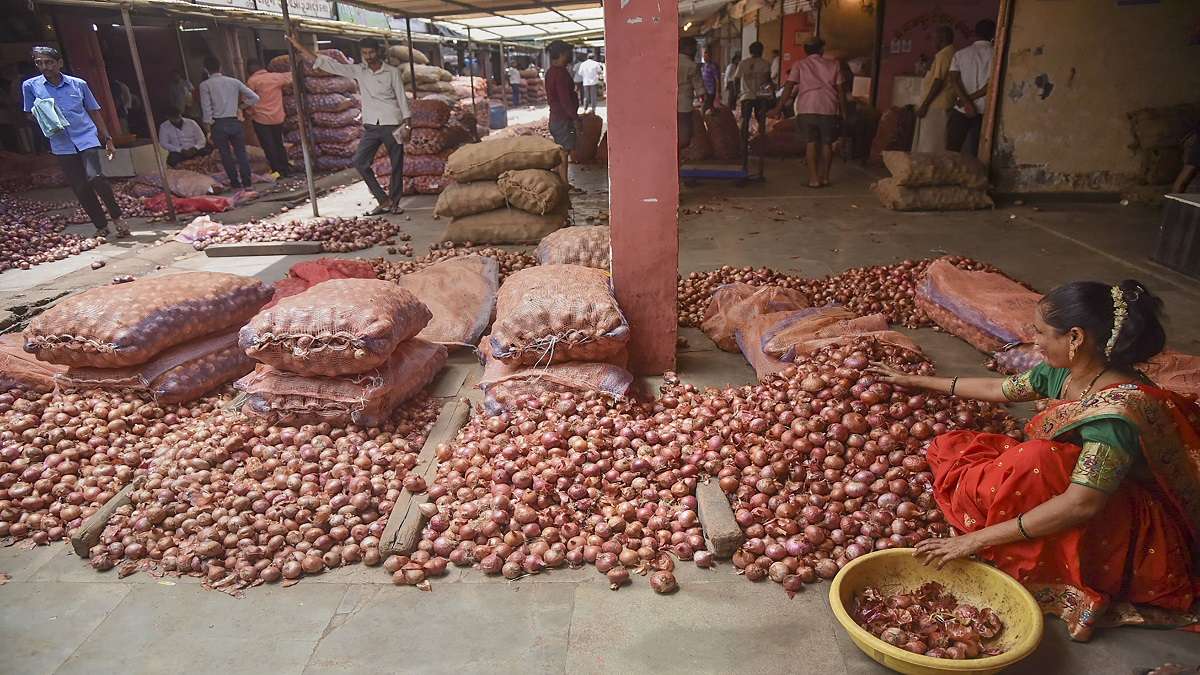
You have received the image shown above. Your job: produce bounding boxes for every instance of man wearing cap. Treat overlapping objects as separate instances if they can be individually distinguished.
[775,37,844,188]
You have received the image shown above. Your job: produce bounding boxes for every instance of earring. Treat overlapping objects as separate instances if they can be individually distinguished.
[1068,342,1076,362]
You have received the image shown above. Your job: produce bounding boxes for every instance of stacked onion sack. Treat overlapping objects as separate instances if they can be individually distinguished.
[369,98,468,196]
[435,136,570,244]
[519,67,547,106]
[23,272,272,406]
[449,76,491,133]
[236,279,447,428]
[873,151,993,212]
[272,49,363,173]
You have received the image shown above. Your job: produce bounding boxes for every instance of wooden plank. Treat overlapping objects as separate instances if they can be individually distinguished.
[204,241,323,257]
[69,477,144,557]
[379,399,471,556]
[696,479,744,559]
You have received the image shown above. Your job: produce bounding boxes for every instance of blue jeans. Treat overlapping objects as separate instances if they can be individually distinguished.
[512,86,521,107]
[210,117,252,187]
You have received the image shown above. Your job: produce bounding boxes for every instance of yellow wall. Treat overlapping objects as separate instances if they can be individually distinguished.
[993,0,1200,192]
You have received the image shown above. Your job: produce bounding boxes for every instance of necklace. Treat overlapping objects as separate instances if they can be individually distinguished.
[1076,367,1108,401]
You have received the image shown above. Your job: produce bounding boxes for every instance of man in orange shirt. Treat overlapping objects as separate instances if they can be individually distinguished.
[245,59,293,178]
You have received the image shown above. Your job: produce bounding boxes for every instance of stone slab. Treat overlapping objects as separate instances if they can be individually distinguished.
[696,479,743,559]
[204,241,324,257]
[0,581,131,674]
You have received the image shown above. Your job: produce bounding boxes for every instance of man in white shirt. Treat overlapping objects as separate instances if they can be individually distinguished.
[677,37,705,163]
[158,106,211,167]
[576,54,604,113]
[947,19,995,157]
[507,63,523,107]
[290,34,411,215]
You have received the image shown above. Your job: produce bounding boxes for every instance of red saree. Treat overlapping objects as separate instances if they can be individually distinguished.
[928,384,1200,641]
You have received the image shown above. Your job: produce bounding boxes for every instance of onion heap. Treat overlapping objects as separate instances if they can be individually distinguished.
[0,191,104,272]
[90,394,440,591]
[853,581,1006,659]
[405,390,705,591]
[677,338,1020,594]
[0,388,223,546]
[372,243,536,284]
[188,216,406,253]
[65,183,165,225]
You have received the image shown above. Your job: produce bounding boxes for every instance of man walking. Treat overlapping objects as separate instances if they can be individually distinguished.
[775,37,844,188]
[245,58,293,178]
[701,47,720,113]
[912,25,955,153]
[289,35,411,215]
[199,56,259,189]
[507,62,523,108]
[545,41,578,185]
[733,41,772,145]
[947,19,995,156]
[677,37,705,163]
[159,106,211,167]
[22,46,128,237]
[577,53,604,113]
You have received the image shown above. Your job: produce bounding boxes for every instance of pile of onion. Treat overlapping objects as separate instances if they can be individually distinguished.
[0,190,104,272]
[372,243,536,284]
[189,216,406,253]
[88,394,439,590]
[853,581,1006,659]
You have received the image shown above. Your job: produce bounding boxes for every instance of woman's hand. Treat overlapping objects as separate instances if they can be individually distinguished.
[867,362,912,386]
[913,534,982,569]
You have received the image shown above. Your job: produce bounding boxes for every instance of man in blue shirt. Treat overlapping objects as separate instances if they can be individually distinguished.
[21,46,127,238]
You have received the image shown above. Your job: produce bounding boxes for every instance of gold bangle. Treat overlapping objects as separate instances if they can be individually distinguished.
[949,376,959,397]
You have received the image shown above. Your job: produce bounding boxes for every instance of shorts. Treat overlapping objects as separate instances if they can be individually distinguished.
[549,119,577,151]
[678,111,694,148]
[797,113,838,146]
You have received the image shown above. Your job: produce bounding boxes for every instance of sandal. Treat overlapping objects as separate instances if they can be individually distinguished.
[94,228,110,239]
[391,204,405,215]
[364,203,391,216]
[113,221,132,238]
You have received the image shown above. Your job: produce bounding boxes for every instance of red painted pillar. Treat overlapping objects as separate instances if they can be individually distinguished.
[604,0,679,375]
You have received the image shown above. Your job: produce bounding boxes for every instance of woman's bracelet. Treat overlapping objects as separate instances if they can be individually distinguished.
[1017,513,1033,540]
[949,376,959,397]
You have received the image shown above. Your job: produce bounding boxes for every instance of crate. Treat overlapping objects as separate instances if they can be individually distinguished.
[1153,194,1200,279]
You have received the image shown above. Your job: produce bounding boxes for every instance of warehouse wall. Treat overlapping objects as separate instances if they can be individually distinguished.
[992,0,1200,193]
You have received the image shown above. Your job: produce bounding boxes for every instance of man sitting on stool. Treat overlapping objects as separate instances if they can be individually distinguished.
[159,106,211,168]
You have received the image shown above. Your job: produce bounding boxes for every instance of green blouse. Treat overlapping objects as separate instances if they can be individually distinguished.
[1001,363,1139,493]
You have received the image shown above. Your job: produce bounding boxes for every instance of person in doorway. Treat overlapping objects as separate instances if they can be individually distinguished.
[873,280,1200,641]
[1171,126,1198,193]
[168,71,195,120]
[774,37,844,188]
[677,37,705,164]
[289,34,411,216]
[571,57,585,109]
[198,55,259,189]
[545,40,579,186]
[159,106,211,168]
[701,47,720,113]
[733,41,772,147]
[912,25,956,154]
[577,53,604,113]
[109,78,132,135]
[769,49,781,85]
[723,53,740,110]
[22,46,128,238]
[245,58,294,178]
[507,62,523,107]
[947,19,995,156]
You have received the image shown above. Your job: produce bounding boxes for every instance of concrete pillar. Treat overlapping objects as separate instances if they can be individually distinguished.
[604,0,679,374]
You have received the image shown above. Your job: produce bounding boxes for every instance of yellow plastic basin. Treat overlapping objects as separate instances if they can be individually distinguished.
[829,549,1044,675]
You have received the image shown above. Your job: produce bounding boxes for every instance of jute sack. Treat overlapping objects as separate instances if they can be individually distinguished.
[535,225,610,269]
[25,272,271,368]
[442,204,567,244]
[433,181,507,218]
[872,178,993,211]
[58,330,253,404]
[497,169,566,215]
[881,151,988,189]
[240,279,431,377]
[238,339,447,427]
[385,45,430,65]
[445,136,562,183]
[0,333,66,391]
[489,264,629,366]
[394,255,500,349]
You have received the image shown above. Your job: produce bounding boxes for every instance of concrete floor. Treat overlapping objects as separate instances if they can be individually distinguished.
[2,154,1199,674]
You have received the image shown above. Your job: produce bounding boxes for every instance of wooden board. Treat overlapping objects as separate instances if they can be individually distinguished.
[379,399,471,556]
[69,477,144,557]
[204,241,323,257]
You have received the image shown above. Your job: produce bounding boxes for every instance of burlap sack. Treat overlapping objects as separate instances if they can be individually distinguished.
[682,110,713,162]
[442,205,567,244]
[915,258,1040,353]
[478,339,632,414]
[58,330,253,404]
[489,264,628,366]
[394,255,499,349]
[705,108,741,160]
[872,178,993,211]
[570,113,604,163]
[433,181,507,218]
[497,169,566,215]
[0,333,66,391]
[25,272,271,368]
[445,136,562,183]
[400,64,453,84]
[238,339,447,427]
[700,283,811,352]
[881,151,988,189]
[385,44,430,65]
[535,225,610,269]
[240,279,431,377]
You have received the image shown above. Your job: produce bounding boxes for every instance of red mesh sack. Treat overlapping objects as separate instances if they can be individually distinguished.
[315,155,355,171]
[535,226,609,269]
[393,255,499,349]
[238,339,447,426]
[758,307,888,361]
[302,77,358,95]
[240,278,431,377]
[317,142,357,158]
[266,278,310,309]
[403,152,450,177]
[0,333,66,391]
[57,330,253,404]
[410,99,452,129]
[596,132,608,162]
[489,264,629,366]
[285,93,357,113]
[700,283,810,352]
[736,313,921,381]
[308,126,362,145]
[270,49,351,78]
[681,110,713,162]
[25,272,271,368]
[478,339,632,414]
[704,108,741,160]
[570,113,604,163]
[312,108,362,128]
[404,175,453,194]
[915,258,1040,353]
[288,258,376,285]
[1140,351,1200,398]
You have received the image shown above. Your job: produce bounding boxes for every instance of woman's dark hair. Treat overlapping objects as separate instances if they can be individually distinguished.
[1040,279,1166,367]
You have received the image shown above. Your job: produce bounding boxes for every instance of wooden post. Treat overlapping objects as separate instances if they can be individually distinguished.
[979,0,1014,166]
[121,6,177,225]
[281,2,320,217]
[405,16,419,103]
[467,27,479,141]
[175,21,191,82]
[604,0,678,374]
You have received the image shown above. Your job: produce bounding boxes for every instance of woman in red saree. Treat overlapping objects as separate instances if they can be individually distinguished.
[873,279,1200,640]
